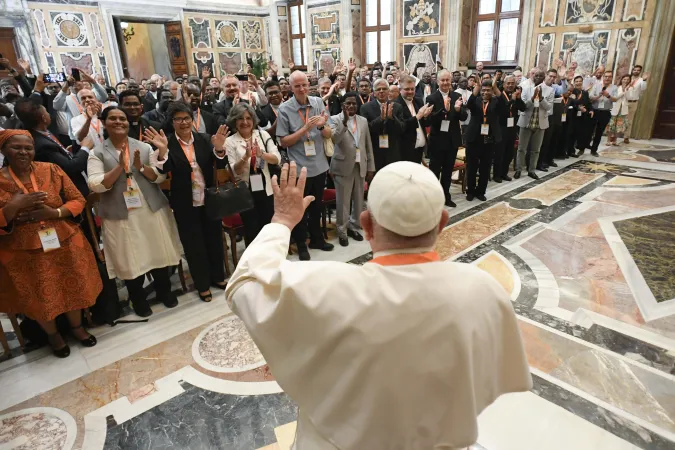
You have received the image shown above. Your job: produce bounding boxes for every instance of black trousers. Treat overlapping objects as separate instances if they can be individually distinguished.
[499,125,518,177]
[429,141,459,201]
[125,266,172,306]
[291,171,327,248]
[540,118,562,166]
[576,114,594,152]
[240,189,274,246]
[557,119,571,157]
[590,109,611,152]
[466,140,494,196]
[402,146,425,164]
[173,205,225,293]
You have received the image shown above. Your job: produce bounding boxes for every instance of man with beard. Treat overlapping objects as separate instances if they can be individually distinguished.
[397,76,433,164]
[201,85,217,113]
[143,79,159,113]
[514,69,552,179]
[143,88,174,124]
[624,65,648,143]
[494,75,525,182]
[185,83,218,135]
[585,70,617,157]
[360,78,405,171]
[119,90,161,143]
[426,70,467,207]
[212,75,268,127]
[71,89,104,147]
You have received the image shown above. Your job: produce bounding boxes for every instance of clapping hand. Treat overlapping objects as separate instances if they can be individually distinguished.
[252,139,262,158]
[533,87,541,100]
[454,97,463,111]
[387,103,394,119]
[211,125,230,153]
[118,145,128,169]
[133,149,143,171]
[271,162,314,231]
[380,103,387,120]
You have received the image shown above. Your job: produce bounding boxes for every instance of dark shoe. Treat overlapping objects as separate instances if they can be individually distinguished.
[445,199,457,208]
[476,194,487,201]
[309,241,334,251]
[528,172,540,180]
[162,293,179,308]
[212,281,227,290]
[514,171,521,179]
[71,325,97,348]
[298,247,311,261]
[591,151,599,157]
[347,229,363,241]
[536,166,549,172]
[466,194,475,201]
[493,177,503,183]
[48,333,70,358]
[502,175,512,181]
[133,300,153,318]
[199,291,213,303]
[549,161,558,167]
[339,236,349,247]
[575,150,584,157]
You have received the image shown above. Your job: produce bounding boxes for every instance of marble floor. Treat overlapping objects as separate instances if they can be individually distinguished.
[1,139,675,450]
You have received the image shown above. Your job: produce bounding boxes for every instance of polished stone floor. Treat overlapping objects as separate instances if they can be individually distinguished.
[1,139,674,450]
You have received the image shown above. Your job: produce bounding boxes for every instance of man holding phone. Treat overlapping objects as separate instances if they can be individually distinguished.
[360,78,405,171]
[53,69,107,140]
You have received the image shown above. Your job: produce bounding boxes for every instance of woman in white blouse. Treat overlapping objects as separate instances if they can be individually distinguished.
[87,106,182,317]
[607,74,632,146]
[225,102,280,245]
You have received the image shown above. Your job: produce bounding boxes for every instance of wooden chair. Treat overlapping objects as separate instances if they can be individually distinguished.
[85,193,188,294]
[222,214,244,269]
[0,314,24,361]
[453,146,468,193]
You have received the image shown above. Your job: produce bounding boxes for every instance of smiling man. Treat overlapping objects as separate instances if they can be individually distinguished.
[118,90,160,143]
[397,75,433,164]
[70,89,104,147]
[360,78,405,171]
[185,83,218,135]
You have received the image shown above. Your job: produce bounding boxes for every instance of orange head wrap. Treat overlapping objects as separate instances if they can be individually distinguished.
[0,129,33,150]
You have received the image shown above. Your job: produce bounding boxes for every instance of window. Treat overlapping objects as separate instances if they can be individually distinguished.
[361,0,392,65]
[288,1,307,68]
[472,0,523,66]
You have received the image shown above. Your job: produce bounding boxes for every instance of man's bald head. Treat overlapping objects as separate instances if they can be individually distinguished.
[290,70,309,102]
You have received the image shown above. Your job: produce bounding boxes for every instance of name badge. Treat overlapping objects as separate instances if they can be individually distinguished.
[123,189,143,210]
[507,117,515,128]
[355,148,361,162]
[38,227,61,252]
[304,140,316,156]
[440,120,450,132]
[249,173,264,192]
[534,100,540,108]
[561,113,567,123]
[379,135,389,148]
[577,111,582,117]
[480,124,490,135]
[192,181,202,203]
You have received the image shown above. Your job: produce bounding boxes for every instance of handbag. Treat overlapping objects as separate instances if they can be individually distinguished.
[257,128,286,178]
[324,136,334,157]
[205,162,254,220]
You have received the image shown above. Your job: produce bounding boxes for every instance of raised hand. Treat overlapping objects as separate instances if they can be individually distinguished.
[248,73,259,88]
[143,127,169,152]
[642,73,649,81]
[287,58,295,71]
[271,162,314,231]
[269,62,279,74]
[86,105,96,120]
[202,66,211,79]
[33,74,45,94]
[211,124,230,151]
[17,58,31,73]
[81,135,95,149]
[348,58,357,73]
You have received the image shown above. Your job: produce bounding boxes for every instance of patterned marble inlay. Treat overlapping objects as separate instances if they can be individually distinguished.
[193,316,265,373]
[514,169,603,205]
[0,408,75,450]
[475,251,517,299]
[604,176,659,186]
[434,202,537,261]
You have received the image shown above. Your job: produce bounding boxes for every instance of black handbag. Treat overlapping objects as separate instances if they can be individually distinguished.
[257,128,287,178]
[205,162,254,220]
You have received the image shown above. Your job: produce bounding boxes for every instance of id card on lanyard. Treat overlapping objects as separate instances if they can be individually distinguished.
[480,101,490,135]
[299,108,316,156]
[8,167,61,252]
[120,142,142,210]
[179,138,202,203]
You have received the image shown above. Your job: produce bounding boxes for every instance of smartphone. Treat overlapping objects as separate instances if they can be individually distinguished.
[235,74,248,81]
[71,68,81,81]
[43,73,66,83]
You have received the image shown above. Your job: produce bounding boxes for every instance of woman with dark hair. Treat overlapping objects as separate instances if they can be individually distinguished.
[87,106,182,317]
[145,101,229,303]
[225,102,280,245]
[0,129,101,358]
[568,75,593,157]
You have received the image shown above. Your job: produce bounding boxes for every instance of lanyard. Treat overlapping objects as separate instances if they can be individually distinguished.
[271,107,278,118]
[503,92,513,116]
[370,251,440,266]
[43,131,69,152]
[192,109,201,132]
[121,141,132,188]
[482,101,489,123]
[360,94,371,104]
[178,138,196,181]
[90,117,102,139]
[298,108,311,139]
[443,95,450,111]
[8,167,46,227]
[71,94,84,114]
[562,97,568,108]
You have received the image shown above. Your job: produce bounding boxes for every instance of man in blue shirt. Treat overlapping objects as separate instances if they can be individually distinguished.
[276,71,335,260]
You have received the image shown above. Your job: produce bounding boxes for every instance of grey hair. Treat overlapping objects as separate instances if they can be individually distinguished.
[504,74,516,82]
[77,89,93,102]
[373,78,389,90]
[318,77,332,86]
[227,102,259,131]
[437,69,451,78]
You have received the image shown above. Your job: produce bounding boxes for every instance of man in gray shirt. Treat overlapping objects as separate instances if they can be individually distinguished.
[584,70,617,156]
[276,70,335,260]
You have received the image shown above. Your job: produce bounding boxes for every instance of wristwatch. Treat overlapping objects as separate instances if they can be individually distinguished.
[317,125,325,130]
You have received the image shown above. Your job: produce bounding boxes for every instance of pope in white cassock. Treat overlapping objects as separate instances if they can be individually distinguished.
[225,161,532,450]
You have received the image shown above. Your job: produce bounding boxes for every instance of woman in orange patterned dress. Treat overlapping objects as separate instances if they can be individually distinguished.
[0,130,102,358]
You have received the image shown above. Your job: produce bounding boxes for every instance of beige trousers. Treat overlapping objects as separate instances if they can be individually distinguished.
[625,101,639,139]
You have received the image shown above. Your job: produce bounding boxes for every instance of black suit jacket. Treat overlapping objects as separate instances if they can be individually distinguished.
[356,94,374,114]
[197,108,219,135]
[158,132,227,213]
[396,95,428,151]
[143,92,158,114]
[212,97,269,128]
[143,109,166,126]
[416,81,438,99]
[360,99,405,170]
[466,94,506,144]
[260,104,280,140]
[31,130,89,197]
[569,89,592,117]
[128,116,162,143]
[426,90,467,152]
[499,91,526,127]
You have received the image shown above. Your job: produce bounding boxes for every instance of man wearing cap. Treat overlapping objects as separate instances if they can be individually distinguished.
[226,160,532,450]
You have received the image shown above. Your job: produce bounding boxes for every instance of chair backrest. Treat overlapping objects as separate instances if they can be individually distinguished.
[85,192,105,263]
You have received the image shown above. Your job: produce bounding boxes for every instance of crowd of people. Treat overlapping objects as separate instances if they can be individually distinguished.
[0,52,649,358]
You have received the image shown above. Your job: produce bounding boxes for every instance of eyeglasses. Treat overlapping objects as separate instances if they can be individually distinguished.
[172,117,193,124]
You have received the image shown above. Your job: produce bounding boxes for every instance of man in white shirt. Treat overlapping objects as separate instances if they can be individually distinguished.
[226,160,532,450]
[624,64,649,143]
[70,89,104,147]
[53,71,107,140]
